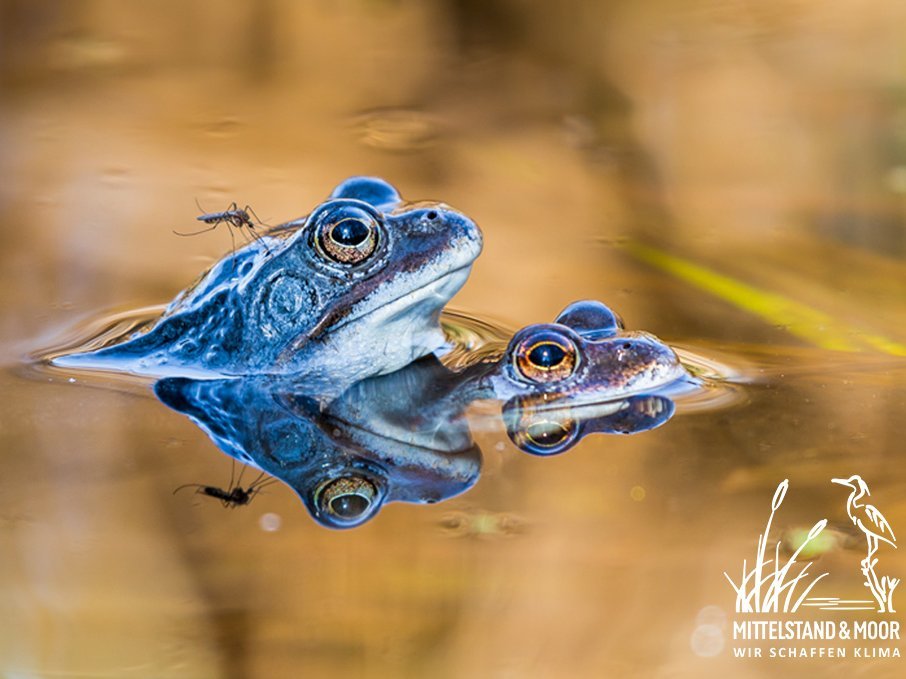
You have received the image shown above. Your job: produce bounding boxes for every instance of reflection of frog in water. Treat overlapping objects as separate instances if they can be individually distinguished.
[157,358,482,529]
[157,300,693,528]
[54,177,482,397]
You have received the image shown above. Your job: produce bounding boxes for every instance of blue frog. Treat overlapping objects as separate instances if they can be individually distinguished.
[156,357,482,529]
[462,300,688,402]
[54,177,482,396]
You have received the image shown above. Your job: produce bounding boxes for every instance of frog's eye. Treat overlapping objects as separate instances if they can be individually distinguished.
[511,328,579,383]
[314,475,378,526]
[525,419,574,447]
[517,418,579,456]
[313,205,381,265]
[502,396,581,456]
[319,217,379,264]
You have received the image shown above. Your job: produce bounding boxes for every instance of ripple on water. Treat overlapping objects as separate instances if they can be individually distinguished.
[439,309,513,370]
[28,305,748,415]
[350,108,445,152]
[40,305,164,358]
[24,304,165,388]
[673,345,751,412]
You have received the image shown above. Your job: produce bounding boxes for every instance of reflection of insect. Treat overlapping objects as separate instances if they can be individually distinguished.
[174,463,276,509]
[174,201,271,254]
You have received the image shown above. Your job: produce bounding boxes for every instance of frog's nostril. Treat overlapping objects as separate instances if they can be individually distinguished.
[426,210,438,220]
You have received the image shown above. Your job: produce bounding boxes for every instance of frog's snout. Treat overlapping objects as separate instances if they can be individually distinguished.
[602,334,685,388]
[439,208,483,263]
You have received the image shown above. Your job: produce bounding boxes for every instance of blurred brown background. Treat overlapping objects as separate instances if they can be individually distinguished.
[1,1,905,677]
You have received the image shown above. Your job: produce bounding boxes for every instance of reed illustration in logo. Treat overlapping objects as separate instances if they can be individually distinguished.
[832,475,899,613]
[725,476,899,614]
[724,479,829,613]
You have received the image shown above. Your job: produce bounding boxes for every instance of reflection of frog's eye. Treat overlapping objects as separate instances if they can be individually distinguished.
[502,395,582,456]
[315,476,377,522]
[317,216,380,265]
[511,330,579,383]
[514,417,580,456]
[525,420,574,448]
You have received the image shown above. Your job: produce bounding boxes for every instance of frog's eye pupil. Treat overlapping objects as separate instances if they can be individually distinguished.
[529,342,565,368]
[331,219,369,247]
[330,493,369,518]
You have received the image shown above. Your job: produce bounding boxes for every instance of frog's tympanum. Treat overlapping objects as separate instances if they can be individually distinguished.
[155,356,481,529]
[55,177,482,395]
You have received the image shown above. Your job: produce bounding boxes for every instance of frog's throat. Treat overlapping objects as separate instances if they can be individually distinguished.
[291,265,472,351]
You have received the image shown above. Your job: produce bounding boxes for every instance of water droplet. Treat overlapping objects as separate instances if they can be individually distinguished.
[695,605,727,628]
[259,512,282,532]
[690,623,724,657]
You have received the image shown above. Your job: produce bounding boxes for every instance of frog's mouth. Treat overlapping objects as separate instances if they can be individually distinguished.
[314,410,482,504]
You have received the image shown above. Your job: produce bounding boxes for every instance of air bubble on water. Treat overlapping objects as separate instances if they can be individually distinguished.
[695,605,727,628]
[690,623,724,657]
[259,512,282,532]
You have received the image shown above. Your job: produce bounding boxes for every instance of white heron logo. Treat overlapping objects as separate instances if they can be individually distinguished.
[725,476,899,614]
[832,475,899,613]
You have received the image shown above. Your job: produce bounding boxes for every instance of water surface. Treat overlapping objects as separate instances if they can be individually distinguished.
[2,2,905,677]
